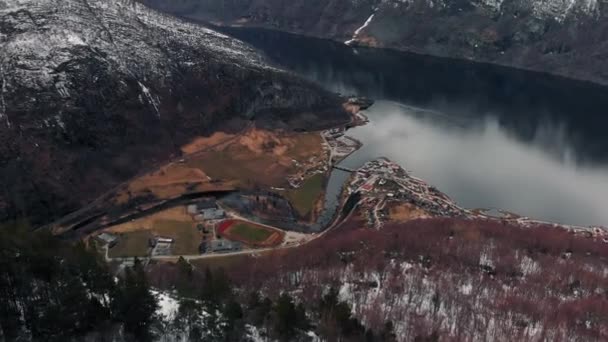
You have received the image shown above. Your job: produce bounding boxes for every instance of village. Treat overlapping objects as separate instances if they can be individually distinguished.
[89,100,608,264]
[346,158,470,228]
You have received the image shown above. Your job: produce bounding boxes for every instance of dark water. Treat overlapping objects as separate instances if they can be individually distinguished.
[220,26,608,227]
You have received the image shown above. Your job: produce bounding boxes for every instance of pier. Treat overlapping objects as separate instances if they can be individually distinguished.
[333,165,356,173]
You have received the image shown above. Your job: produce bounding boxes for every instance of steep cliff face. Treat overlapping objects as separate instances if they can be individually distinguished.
[0,0,348,225]
[141,0,608,84]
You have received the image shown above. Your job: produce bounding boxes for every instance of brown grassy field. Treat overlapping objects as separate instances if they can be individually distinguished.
[113,163,235,204]
[106,206,193,233]
[105,207,200,256]
[110,128,324,207]
[187,128,324,188]
[388,203,429,222]
[108,230,152,258]
[151,219,201,255]
[181,131,235,155]
[283,173,325,218]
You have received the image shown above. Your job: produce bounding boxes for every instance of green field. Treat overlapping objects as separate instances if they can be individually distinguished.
[286,173,325,217]
[108,230,152,258]
[151,219,200,255]
[229,222,274,242]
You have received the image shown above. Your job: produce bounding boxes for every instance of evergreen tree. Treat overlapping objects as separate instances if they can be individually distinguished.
[113,258,158,340]
[176,256,195,297]
[200,267,231,304]
[319,287,365,340]
[0,223,115,341]
[174,299,205,341]
[273,293,301,340]
[380,321,397,342]
[223,299,245,341]
[247,291,272,328]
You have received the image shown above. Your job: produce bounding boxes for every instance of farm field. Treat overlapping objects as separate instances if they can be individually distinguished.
[186,128,325,188]
[113,163,234,204]
[151,219,201,255]
[105,208,201,256]
[108,230,152,258]
[181,131,236,155]
[106,206,193,233]
[218,220,284,247]
[284,173,325,218]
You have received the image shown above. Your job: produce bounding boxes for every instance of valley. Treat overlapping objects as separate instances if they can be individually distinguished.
[2,1,608,341]
[68,97,371,261]
[80,99,608,268]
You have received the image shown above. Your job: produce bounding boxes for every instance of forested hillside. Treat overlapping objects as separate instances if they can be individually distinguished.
[142,0,608,85]
[3,215,608,341]
[0,0,348,226]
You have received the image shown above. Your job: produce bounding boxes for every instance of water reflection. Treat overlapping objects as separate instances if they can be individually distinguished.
[220,26,608,165]
[343,101,608,226]
[217,26,608,226]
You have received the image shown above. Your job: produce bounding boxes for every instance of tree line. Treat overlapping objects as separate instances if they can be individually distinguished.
[0,222,157,341]
[0,222,397,341]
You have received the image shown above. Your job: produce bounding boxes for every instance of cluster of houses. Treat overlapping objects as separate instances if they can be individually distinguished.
[348,158,468,227]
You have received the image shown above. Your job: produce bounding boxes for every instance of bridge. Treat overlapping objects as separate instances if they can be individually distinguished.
[332,165,356,173]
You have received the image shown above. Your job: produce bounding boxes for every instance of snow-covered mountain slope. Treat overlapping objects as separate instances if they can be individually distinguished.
[0,0,266,99]
[0,0,348,225]
[142,0,608,84]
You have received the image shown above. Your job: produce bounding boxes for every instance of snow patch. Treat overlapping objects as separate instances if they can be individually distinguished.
[138,81,160,117]
[0,67,7,128]
[306,330,322,342]
[152,290,180,321]
[459,282,473,295]
[345,13,375,45]
[55,81,70,98]
[54,113,65,130]
[519,255,541,276]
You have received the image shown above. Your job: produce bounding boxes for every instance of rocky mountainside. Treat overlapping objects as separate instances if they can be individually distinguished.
[141,0,608,84]
[0,0,349,225]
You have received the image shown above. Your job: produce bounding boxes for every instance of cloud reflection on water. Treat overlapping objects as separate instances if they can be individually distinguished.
[343,101,608,226]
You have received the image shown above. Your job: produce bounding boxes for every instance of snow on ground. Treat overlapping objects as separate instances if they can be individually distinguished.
[246,325,266,342]
[345,13,375,45]
[138,81,160,117]
[151,290,180,321]
[306,330,322,342]
[0,0,275,95]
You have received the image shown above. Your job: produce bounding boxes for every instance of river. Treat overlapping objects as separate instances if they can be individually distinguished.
[219,26,608,227]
